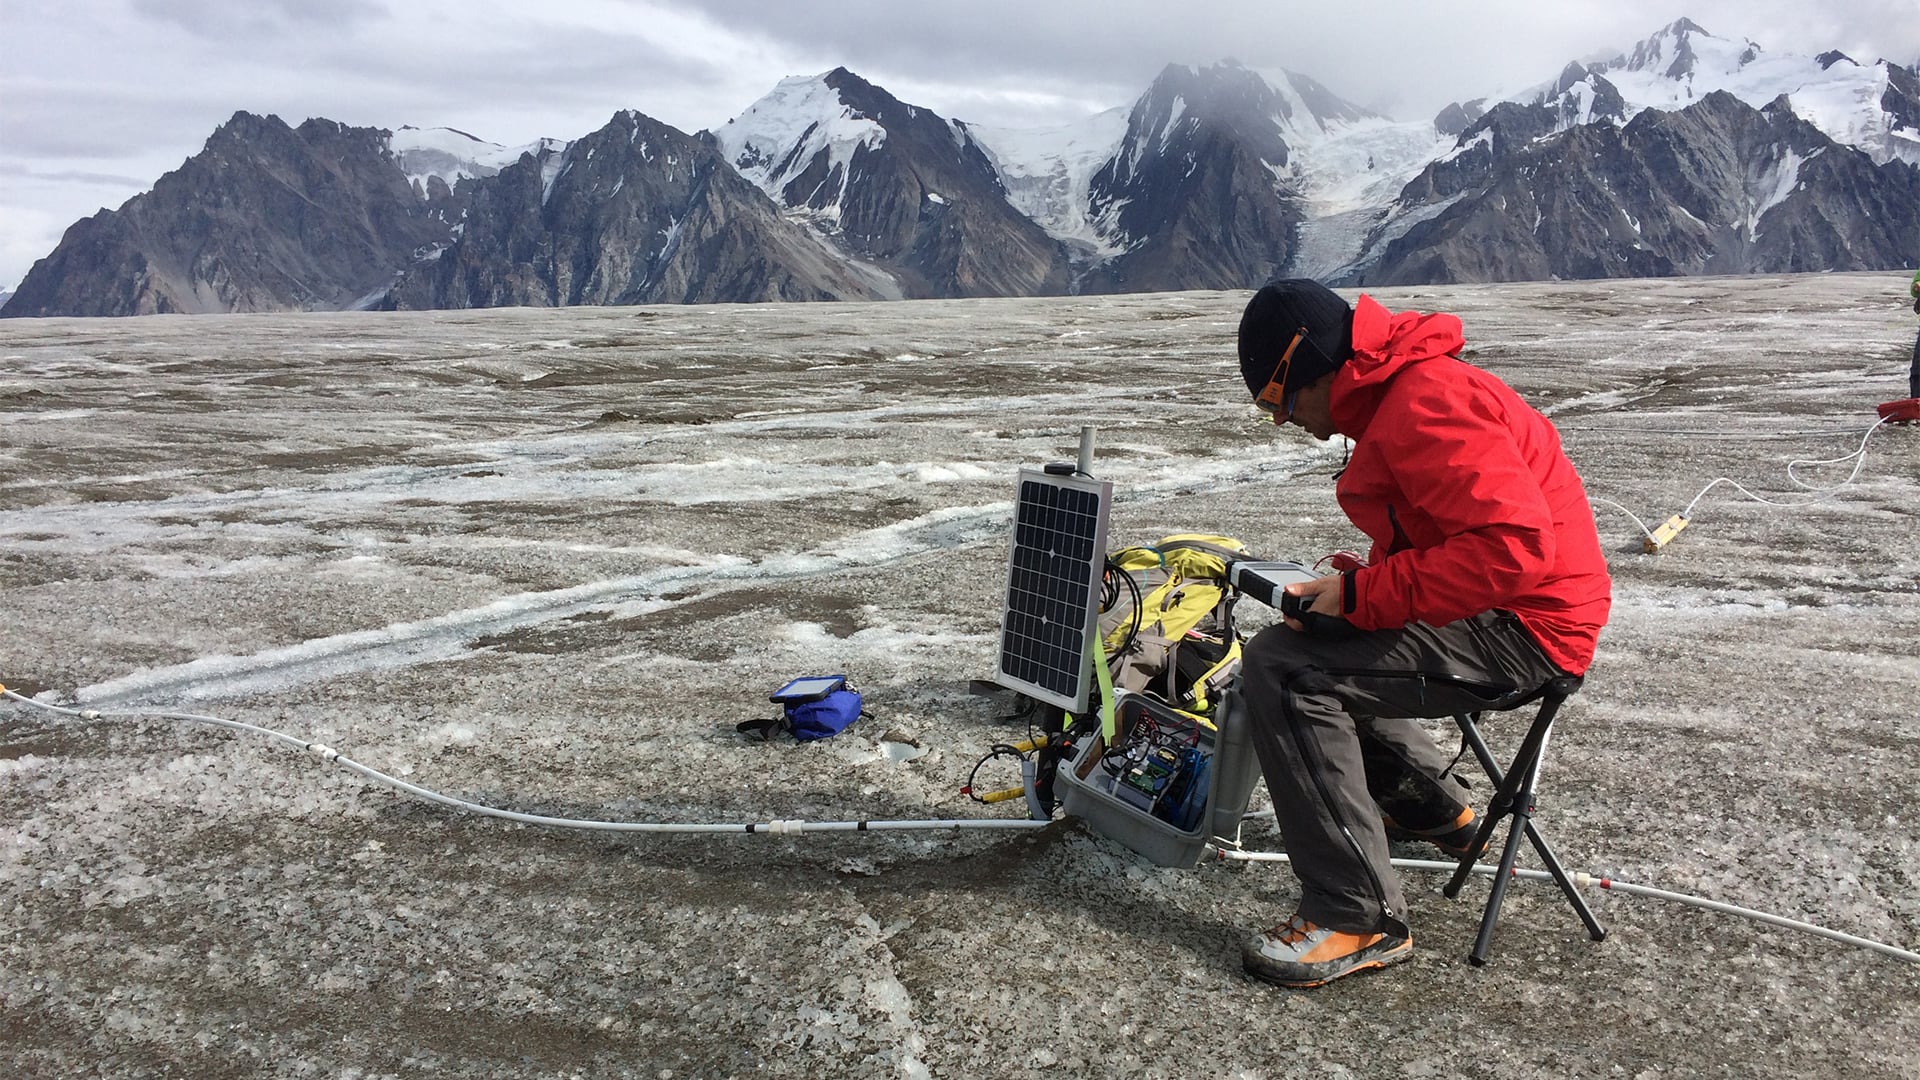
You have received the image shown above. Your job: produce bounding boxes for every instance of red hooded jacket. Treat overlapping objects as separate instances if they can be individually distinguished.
[1331,296,1612,675]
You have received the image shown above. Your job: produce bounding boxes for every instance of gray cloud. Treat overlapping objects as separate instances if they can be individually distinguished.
[0,162,157,187]
[129,0,392,38]
[314,23,736,128]
[659,0,1920,122]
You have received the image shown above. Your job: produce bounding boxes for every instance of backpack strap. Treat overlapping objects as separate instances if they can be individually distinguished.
[1155,538,1246,562]
[1090,615,1118,742]
[736,716,789,741]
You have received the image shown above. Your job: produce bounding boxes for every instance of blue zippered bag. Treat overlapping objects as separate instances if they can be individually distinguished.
[738,675,870,742]
[784,688,867,741]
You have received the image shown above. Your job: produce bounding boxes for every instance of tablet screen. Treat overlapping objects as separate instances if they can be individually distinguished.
[771,675,845,702]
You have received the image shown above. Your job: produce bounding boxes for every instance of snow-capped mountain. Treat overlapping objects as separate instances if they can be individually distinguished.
[714,68,1069,298]
[968,61,1445,291]
[1365,91,1920,285]
[384,109,884,308]
[5,18,1916,316]
[1491,18,1920,165]
[1343,18,1920,284]
[713,73,890,224]
[1063,61,1312,292]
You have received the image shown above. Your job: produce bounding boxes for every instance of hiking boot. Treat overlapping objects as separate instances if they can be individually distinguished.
[1242,914,1413,988]
[1383,805,1486,860]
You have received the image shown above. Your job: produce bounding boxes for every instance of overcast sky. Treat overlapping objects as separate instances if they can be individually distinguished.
[3,0,1917,293]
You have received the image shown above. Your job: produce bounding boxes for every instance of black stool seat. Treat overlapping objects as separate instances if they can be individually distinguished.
[1443,674,1607,965]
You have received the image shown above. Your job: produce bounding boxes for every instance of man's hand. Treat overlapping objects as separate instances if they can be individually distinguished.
[1282,575,1346,631]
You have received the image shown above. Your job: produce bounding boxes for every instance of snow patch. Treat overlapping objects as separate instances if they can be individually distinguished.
[1747,148,1806,236]
[541,154,570,207]
[970,108,1130,259]
[386,127,570,197]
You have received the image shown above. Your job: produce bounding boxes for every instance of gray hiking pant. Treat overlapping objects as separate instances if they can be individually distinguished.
[1239,610,1564,935]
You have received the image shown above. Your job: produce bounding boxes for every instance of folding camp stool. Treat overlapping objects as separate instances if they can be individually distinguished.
[1442,674,1607,965]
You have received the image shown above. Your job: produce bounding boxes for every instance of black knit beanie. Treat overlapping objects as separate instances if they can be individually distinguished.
[1237,279,1355,398]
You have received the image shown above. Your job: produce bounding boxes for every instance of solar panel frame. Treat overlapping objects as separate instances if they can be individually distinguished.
[993,469,1113,713]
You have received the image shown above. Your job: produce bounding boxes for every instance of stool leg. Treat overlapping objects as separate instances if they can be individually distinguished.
[1445,699,1607,963]
[1444,714,1504,900]
[1468,795,1532,965]
[1468,762,1608,963]
[1520,816,1607,943]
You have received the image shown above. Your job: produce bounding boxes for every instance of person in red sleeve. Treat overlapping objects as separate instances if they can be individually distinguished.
[1232,279,1612,988]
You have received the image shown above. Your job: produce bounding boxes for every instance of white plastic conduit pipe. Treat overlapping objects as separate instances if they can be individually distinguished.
[0,688,1050,836]
[1212,848,1920,965]
[8,688,1914,964]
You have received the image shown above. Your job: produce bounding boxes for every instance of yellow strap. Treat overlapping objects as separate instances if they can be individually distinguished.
[1090,616,1117,742]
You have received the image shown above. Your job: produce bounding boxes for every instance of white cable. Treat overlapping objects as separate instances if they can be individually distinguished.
[1680,416,1893,519]
[1786,417,1897,491]
[1213,847,1920,965]
[1587,496,1656,544]
[1559,425,1873,440]
[0,688,1048,837]
[1587,414,1897,544]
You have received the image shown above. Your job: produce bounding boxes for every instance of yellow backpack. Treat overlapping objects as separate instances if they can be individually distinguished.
[1099,534,1254,719]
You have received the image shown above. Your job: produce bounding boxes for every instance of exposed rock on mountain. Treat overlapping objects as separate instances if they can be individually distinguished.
[1433,99,1487,138]
[1618,16,1740,79]
[384,110,881,308]
[1880,63,1920,151]
[1365,91,1920,285]
[4,113,447,317]
[715,68,1069,298]
[1072,61,1313,294]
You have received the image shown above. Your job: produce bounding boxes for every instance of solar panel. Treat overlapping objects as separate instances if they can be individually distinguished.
[994,469,1113,713]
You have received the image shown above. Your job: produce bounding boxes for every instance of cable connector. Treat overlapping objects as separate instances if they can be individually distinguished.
[1643,513,1690,553]
[81,710,102,720]
[766,819,806,835]
[305,742,340,762]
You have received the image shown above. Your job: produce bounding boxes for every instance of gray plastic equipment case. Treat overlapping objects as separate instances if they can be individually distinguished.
[1057,684,1264,868]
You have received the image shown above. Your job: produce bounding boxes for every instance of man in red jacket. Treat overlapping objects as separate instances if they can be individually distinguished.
[1233,279,1612,988]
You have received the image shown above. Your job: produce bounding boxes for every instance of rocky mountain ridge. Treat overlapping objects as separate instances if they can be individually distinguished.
[1071,62,1311,294]
[712,67,1070,299]
[5,18,1917,317]
[382,110,883,309]
[1366,91,1920,284]
[4,114,449,317]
